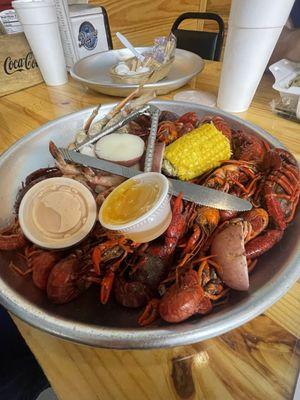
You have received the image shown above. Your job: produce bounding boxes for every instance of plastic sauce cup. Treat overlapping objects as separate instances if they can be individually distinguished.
[19,177,97,249]
[99,172,171,243]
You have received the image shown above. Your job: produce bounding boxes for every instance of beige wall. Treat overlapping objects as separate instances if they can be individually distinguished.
[91,0,231,55]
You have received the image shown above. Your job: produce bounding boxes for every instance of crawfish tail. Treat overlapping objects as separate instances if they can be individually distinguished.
[245,229,283,259]
[0,231,27,251]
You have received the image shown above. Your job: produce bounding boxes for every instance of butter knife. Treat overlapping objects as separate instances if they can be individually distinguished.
[59,148,252,211]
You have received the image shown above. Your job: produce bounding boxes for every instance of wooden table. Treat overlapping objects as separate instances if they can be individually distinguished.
[1,62,299,400]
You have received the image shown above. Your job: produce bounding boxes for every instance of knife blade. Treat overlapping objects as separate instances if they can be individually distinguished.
[168,179,251,211]
[59,148,252,211]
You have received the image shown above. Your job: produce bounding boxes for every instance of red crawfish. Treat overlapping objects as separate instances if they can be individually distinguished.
[231,129,269,162]
[177,206,220,267]
[157,112,200,145]
[25,247,62,290]
[139,256,227,326]
[113,193,193,309]
[46,248,98,304]
[0,220,27,251]
[92,235,139,304]
[259,148,300,230]
[200,115,232,141]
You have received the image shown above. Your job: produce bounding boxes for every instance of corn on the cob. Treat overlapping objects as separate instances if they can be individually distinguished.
[163,123,231,180]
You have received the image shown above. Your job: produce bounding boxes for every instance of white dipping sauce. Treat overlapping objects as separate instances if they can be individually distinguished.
[19,177,97,249]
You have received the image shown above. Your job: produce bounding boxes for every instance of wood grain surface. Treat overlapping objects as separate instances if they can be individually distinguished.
[0,61,299,400]
[203,0,231,37]
[89,0,230,58]
[90,0,208,49]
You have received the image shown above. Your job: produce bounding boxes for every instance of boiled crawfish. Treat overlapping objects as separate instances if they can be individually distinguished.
[0,220,27,251]
[92,234,139,304]
[177,206,220,266]
[158,269,212,323]
[260,148,300,230]
[231,129,269,162]
[201,115,232,141]
[204,160,262,199]
[46,250,94,304]
[139,256,227,325]
[201,115,268,162]
[26,247,62,290]
[112,194,192,309]
[6,223,104,303]
[157,112,199,145]
[1,107,299,328]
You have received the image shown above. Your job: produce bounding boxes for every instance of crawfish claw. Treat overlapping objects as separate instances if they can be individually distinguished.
[138,299,160,326]
[100,270,115,304]
[92,247,102,275]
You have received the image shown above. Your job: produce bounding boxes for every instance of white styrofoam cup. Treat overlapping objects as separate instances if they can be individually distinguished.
[229,0,295,29]
[217,0,296,113]
[217,26,283,113]
[12,0,68,86]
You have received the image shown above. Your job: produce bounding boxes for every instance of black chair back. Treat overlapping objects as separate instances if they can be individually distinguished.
[171,12,225,61]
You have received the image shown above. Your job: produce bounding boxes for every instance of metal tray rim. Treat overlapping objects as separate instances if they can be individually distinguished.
[70,48,204,89]
[0,100,299,349]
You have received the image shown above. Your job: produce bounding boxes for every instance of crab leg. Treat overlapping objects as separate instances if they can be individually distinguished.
[84,104,101,134]
[88,86,143,136]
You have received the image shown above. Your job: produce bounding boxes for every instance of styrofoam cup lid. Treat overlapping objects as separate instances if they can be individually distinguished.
[174,90,217,107]
[229,0,295,29]
[12,0,54,7]
[12,0,57,25]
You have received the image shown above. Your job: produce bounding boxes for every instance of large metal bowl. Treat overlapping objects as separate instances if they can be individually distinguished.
[70,48,204,97]
[0,101,299,349]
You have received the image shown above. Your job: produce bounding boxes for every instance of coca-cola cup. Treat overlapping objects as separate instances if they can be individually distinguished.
[12,0,68,86]
[217,0,295,113]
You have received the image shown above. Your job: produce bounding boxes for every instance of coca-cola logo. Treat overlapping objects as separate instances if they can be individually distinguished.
[3,52,38,75]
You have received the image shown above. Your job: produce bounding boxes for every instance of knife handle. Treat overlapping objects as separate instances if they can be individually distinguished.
[144,109,160,172]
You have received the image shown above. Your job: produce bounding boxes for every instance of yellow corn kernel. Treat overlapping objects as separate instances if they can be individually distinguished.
[163,123,231,180]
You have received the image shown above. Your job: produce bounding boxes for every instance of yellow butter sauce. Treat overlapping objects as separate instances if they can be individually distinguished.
[101,178,160,225]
